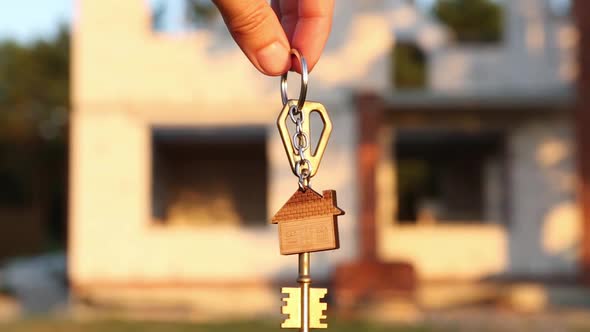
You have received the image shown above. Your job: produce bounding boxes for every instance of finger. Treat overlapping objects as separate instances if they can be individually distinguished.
[271,0,281,19]
[279,0,334,73]
[278,0,298,43]
[213,0,290,76]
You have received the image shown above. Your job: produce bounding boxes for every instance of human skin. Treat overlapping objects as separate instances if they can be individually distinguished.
[212,0,335,76]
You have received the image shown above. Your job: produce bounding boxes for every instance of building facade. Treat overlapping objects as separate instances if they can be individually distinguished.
[70,0,580,315]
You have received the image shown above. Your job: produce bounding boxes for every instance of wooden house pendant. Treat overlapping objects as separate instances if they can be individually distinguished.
[272,188,345,255]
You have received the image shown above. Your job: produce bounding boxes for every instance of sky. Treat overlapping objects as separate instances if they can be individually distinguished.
[0,0,72,42]
[0,0,185,42]
[0,0,435,42]
[0,0,572,42]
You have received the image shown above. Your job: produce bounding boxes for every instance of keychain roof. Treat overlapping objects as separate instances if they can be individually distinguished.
[272,188,344,224]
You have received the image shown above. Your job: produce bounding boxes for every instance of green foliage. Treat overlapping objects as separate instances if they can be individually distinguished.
[393,42,427,90]
[434,0,503,43]
[0,27,69,243]
[0,25,69,142]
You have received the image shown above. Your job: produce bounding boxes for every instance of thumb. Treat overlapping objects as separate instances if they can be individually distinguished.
[213,0,290,76]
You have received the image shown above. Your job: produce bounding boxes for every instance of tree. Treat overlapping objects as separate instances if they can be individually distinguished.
[392,42,427,89]
[0,25,69,142]
[434,0,503,43]
[0,25,70,249]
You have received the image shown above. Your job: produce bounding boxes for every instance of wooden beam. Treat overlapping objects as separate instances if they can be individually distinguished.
[356,93,385,261]
[574,0,590,284]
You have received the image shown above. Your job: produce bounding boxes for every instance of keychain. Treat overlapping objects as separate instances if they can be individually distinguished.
[272,49,345,332]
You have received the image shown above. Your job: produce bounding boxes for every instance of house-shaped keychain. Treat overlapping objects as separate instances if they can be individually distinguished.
[272,189,345,255]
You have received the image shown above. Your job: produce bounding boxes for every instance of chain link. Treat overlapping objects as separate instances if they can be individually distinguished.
[289,105,313,190]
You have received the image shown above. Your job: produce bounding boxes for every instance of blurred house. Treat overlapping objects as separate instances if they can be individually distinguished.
[70,0,581,316]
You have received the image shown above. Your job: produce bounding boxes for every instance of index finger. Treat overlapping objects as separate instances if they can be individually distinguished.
[275,0,334,73]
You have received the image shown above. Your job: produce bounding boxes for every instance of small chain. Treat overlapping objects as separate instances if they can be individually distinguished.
[289,105,313,190]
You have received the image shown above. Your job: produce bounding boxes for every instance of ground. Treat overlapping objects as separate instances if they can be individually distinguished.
[0,320,438,332]
[1,316,590,332]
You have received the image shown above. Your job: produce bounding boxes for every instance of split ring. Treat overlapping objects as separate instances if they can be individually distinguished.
[280,49,308,110]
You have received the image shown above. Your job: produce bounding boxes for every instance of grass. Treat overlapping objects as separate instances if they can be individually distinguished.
[2,317,590,332]
[0,319,441,332]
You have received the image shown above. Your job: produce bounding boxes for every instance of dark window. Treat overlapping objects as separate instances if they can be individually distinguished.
[151,127,268,227]
[433,0,504,43]
[395,129,505,224]
[392,42,427,90]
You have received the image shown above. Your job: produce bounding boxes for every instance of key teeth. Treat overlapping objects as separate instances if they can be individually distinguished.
[319,302,328,327]
[281,303,289,315]
[280,287,329,329]
[310,288,329,329]
[280,287,301,329]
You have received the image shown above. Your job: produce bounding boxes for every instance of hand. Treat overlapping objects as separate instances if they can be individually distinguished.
[213,0,334,76]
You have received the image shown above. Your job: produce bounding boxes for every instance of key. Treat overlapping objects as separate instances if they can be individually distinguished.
[274,49,344,332]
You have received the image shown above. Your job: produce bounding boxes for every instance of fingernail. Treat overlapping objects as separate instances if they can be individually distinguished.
[256,42,289,75]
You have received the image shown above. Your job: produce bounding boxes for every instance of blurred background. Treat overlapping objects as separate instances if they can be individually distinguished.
[1,0,590,331]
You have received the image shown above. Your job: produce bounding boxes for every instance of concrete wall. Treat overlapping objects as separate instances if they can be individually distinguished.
[508,116,579,276]
[385,0,577,93]
[375,126,509,280]
[375,114,578,280]
[369,0,579,280]
[69,106,357,284]
[71,0,579,289]
[70,0,372,287]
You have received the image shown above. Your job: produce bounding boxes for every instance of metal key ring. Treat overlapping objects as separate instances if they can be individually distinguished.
[280,49,308,110]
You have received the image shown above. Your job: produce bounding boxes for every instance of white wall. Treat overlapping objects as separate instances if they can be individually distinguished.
[71,0,579,285]
[508,116,579,276]
[385,0,577,93]
[372,0,579,280]
[71,0,372,285]
[375,115,579,280]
